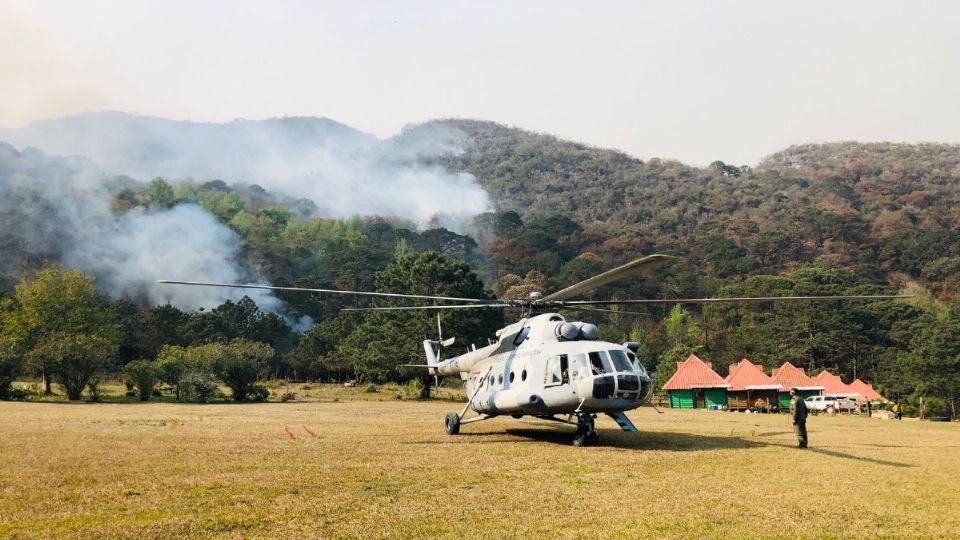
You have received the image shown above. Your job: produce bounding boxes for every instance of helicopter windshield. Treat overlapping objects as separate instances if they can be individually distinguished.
[608,350,634,372]
[587,351,611,374]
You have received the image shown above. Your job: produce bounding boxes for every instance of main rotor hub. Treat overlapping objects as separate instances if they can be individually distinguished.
[529,291,543,302]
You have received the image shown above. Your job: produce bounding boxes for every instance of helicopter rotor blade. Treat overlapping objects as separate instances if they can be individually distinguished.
[157,280,491,304]
[557,294,913,306]
[539,254,675,303]
[557,305,652,317]
[340,303,513,312]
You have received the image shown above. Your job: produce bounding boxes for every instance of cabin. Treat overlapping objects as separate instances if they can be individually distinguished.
[725,358,782,411]
[811,371,861,399]
[849,378,886,402]
[662,354,730,409]
[770,362,824,410]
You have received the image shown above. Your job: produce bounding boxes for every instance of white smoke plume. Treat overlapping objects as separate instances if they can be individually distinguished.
[0,112,492,228]
[0,143,297,320]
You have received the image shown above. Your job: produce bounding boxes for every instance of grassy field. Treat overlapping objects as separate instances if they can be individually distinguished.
[1,391,958,539]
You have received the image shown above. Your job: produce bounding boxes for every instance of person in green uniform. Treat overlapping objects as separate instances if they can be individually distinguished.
[789,388,808,448]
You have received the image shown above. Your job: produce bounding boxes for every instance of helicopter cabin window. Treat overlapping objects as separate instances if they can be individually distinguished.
[509,372,515,383]
[588,351,612,374]
[609,350,633,372]
[498,374,503,385]
[544,354,569,386]
[521,369,527,381]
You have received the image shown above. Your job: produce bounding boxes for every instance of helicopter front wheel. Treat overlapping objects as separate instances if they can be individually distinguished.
[444,412,461,435]
[573,414,597,447]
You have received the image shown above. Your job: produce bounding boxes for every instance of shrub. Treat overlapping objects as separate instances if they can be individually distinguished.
[364,383,378,393]
[280,391,296,402]
[34,333,117,401]
[209,340,274,402]
[180,374,218,403]
[87,377,102,402]
[0,342,25,400]
[123,360,159,401]
[301,384,312,390]
[249,384,270,402]
[9,387,30,401]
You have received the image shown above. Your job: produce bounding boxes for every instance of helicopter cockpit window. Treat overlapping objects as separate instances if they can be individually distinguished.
[609,350,633,372]
[626,351,646,375]
[588,351,612,374]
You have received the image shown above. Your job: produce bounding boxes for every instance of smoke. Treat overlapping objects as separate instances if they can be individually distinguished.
[0,143,305,324]
[0,113,493,327]
[0,112,492,229]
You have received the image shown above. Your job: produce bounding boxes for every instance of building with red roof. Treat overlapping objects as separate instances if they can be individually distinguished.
[725,358,782,411]
[662,354,729,409]
[849,378,886,402]
[770,362,824,409]
[811,370,860,398]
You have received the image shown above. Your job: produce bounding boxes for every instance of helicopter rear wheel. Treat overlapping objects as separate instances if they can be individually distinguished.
[445,412,461,435]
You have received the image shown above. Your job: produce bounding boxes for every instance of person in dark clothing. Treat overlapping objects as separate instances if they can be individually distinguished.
[789,388,808,448]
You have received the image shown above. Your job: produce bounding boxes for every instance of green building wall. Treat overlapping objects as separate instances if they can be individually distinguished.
[669,390,694,409]
[705,388,727,408]
[778,389,819,410]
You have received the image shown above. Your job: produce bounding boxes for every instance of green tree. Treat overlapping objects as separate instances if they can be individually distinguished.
[35,333,117,400]
[210,339,274,401]
[340,252,503,384]
[656,304,702,390]
[0,339,24,400]
[899,308,960,418]
[144,178,176,208]
[5,268,118,394]
[123,360,159,401]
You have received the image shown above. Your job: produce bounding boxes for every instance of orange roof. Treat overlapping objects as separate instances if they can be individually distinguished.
[725,358,782,391]
[850,379,885,401]
[770,362,823,391]
[662,354,730,390]
[811,370,858,396]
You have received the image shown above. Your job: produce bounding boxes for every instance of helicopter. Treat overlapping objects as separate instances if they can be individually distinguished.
[160,254,909,446]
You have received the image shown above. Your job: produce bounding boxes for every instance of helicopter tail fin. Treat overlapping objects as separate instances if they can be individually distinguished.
[422,339,439,374]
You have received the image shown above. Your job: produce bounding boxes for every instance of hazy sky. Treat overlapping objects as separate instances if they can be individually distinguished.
[2,0,958,165]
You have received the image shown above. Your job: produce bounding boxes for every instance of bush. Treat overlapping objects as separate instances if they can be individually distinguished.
[209,340,274,402]
[180,373,218,403]
[280,391,296,402]
[123,360,159,401]
[0,342,25,400]
[920,396,949,418]
[87,377,102,402]
[9,387,30,401]
[364,383,378,393]
[249,384,269,402]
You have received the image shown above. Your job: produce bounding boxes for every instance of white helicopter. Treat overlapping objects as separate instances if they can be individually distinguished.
[160,254,908,446]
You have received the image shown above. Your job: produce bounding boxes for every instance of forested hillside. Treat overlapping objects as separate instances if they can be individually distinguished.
[1,114,959,416]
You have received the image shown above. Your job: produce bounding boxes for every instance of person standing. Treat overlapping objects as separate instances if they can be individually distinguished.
[789,388,808,448]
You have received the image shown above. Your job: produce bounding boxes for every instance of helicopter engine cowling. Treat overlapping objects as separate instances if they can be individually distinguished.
[579,323,598,341]
[557,322,580,341]
[555,321,599,341]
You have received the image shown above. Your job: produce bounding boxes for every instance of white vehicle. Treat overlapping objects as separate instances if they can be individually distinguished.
[804,395,859,413]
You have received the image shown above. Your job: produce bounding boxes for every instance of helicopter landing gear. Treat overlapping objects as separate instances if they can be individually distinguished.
[572,413,598,447]
[444,412,461,435]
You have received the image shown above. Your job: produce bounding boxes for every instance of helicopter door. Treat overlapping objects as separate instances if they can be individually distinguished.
[544,354,569,386]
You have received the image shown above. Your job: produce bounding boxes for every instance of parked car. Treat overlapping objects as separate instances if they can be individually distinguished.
[804,395,858,413]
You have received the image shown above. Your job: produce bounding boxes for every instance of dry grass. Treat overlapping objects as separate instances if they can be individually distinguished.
[1,392,958,539]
